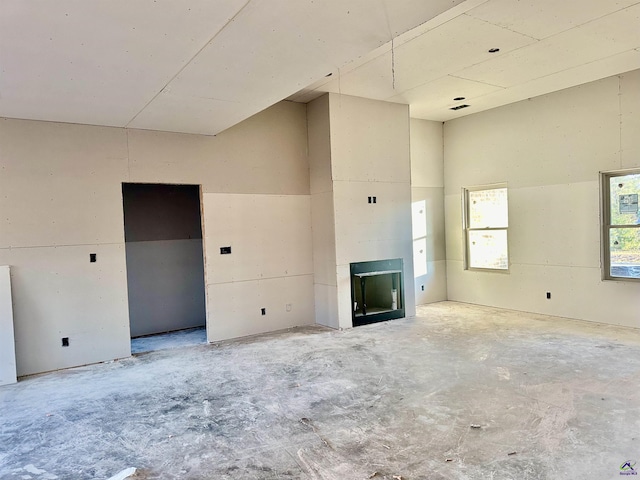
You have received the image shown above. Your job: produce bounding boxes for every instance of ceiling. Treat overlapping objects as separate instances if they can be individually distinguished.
[289,0,640,121]
[1,0,639,136]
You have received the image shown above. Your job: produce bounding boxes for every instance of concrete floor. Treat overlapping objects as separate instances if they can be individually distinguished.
[131,327,207,354]
[1,301,640,480]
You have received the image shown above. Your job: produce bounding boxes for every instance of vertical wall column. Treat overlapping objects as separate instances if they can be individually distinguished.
[309,94,416,329]
[308,95,340,328]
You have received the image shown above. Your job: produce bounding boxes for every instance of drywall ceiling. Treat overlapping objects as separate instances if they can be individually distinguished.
[1,0,639,135]
[0,0,465,135]
[289,0,640,121]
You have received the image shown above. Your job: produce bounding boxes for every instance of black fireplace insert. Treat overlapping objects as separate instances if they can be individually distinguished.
[350,258,405,327]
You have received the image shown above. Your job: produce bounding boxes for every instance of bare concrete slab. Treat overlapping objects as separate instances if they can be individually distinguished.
[131,327,207,354]
[1,302,639,479]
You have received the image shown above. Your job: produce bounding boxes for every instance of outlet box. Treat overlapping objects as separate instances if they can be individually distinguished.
[421,285,424,291]
[261,308,266,315]
[546,292,551,299]
[90,253,96,263]
[61,337,69,347]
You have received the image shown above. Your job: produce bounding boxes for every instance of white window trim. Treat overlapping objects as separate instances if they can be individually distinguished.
[600,168,640,283]
[462,183,510,273]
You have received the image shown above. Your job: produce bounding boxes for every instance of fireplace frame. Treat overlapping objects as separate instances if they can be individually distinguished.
[350,258,405,327]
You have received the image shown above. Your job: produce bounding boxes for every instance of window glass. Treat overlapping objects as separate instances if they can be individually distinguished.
[602,170,640,281]
[468,188,508,229]
[609,227,640,279]
[609,173,640,226]
[464,185,509,271]
[468,230,509,270]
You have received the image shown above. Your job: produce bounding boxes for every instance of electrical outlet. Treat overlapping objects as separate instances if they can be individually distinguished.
[261,308,266,315]
[546,292,551,299]
[90,253,96,263]
[62,337,69,347]
[421,285,424,291]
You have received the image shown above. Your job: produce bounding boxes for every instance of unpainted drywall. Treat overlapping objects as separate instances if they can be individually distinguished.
[308,94,416,329]
[443,70,640,328]
[126,101,310,195]
[330,94,416,328]
[0,266,16,385]
[410,118,447,305]
[308,95,339,329]
[0,101,313,376]
[202,192,315,341]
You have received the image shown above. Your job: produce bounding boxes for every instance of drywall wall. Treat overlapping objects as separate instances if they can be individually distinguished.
[202,193,314,340]
[0,120,132,376]
[123,183,206,337]
[444,70,640,328]
[308,95,339,329]
[329,94,416,328]
[410,118,447,305]
[0,101,313,376]
[308,94,416,329]
[0,266,16,385]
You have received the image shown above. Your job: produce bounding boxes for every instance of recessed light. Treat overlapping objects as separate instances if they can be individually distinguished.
[488,48,500,53]
[325,72,333,77]
[450,104,470,111]
[453,97,466,101]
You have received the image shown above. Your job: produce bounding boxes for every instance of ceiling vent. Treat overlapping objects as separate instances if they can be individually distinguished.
[450,104,470,111]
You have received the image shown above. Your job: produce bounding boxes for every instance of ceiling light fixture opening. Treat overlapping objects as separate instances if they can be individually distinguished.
[450,104,470,111]
[488,48,500,53]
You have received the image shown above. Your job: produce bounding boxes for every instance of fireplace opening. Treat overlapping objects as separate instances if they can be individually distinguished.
[350,258,405,327]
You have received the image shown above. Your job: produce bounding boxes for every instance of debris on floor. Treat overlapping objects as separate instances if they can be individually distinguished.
[299,417,332,449]
[106,467,137,480]
[470,424,482,429]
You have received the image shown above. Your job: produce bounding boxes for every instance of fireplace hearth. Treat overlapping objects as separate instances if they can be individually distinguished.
[350,258,405,327]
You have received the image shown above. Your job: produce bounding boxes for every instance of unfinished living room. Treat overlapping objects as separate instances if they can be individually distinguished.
[1,1,639,479]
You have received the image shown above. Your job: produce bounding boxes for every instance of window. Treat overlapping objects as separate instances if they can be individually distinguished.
[601,169,640,281]
[463,184,509,271]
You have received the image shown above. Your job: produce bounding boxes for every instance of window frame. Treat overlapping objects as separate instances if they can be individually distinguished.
[600,168,640,283]
[462,183,510,273]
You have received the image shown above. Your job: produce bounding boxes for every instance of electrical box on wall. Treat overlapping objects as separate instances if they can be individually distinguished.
[220,246,231,255]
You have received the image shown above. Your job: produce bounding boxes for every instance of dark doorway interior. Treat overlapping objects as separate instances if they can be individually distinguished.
[122,183,206,339]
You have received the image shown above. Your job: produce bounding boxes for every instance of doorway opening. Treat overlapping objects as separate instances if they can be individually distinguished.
[122,183,207,354]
